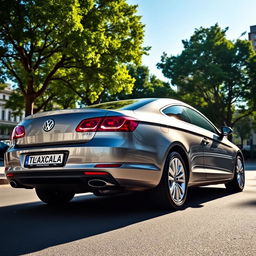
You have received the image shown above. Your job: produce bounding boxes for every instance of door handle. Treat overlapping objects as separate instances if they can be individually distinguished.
[202,138,209,145]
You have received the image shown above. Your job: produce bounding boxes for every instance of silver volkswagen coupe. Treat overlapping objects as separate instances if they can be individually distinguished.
[5,98,245,209]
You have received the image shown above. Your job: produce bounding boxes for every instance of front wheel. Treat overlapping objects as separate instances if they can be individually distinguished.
[153,151,188,210]
[35,188,75,205]
[225,156,245,192]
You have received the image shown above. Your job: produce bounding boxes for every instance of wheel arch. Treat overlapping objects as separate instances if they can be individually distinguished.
[230,150,245,179]
[236,150,245,163]
[236,149,245,173]
[166,142,191,181]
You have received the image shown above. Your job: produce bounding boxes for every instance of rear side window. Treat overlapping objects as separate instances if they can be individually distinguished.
[162,106,191,123]
[185,108,217,133]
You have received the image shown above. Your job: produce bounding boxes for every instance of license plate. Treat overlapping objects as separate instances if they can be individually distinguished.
[25,153,65,168]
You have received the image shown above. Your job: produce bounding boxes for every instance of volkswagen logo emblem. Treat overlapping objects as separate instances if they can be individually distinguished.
[43,119,55,132]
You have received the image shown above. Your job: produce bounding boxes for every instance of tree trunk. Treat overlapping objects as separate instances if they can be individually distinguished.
[241,137,244,149]
[25,94,35,116]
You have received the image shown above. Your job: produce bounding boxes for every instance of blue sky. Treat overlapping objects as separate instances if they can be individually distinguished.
[127,0,256,80]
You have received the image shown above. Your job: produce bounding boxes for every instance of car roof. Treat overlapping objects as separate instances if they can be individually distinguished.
[129,98,190,111]
[87,98,187,111]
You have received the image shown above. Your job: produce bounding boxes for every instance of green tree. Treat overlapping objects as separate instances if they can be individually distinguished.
[102,65,176,101]
[157,24,256,128]
[233,116,252,147]
[6,82,81,115]
[0,0,146,116]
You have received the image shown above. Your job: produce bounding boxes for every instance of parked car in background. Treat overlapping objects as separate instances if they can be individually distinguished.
[5,98,245,209]
[0,141,8,160]
[0,141,8,179]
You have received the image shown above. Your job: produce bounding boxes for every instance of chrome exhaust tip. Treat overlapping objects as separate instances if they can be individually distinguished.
[10,180,18,188]
[88,179,115,188]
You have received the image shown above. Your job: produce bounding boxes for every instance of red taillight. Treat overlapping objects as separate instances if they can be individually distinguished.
[75,118,102,132]
[98,116,139,132]
[11,125,25,139]
[76,116,139,132]
[6,173,14,177]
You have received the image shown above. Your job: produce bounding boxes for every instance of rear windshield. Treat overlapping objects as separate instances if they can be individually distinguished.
[86,99,156,110]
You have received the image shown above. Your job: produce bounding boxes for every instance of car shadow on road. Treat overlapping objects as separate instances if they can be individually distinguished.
[186,186,233,208]
[0,186,234,256]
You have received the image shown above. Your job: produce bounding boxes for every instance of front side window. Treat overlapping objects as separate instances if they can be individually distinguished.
[162,106,191,123]
[185,107,217,133]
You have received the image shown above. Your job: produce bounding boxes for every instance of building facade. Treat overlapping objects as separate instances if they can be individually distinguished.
[0,85,24,140]
[248,25,256,50]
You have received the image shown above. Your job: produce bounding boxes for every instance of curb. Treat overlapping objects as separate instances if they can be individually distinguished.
[0,179,8,185]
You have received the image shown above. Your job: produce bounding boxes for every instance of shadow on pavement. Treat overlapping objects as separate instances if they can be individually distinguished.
[230,199,256,208]
[0,186,234,255]
[186,186,233,208]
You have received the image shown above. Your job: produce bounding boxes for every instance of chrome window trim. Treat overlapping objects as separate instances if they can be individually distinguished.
[160,104,191,124]
[160,104,221,135]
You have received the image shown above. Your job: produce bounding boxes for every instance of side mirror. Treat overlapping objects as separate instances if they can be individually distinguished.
[220,126,233,137]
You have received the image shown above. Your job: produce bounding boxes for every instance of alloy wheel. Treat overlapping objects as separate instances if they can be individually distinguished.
[236,157,245,189]
[168,157,186,204]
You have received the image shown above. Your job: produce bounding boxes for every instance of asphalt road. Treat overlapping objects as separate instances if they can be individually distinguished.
[1,170,256,256]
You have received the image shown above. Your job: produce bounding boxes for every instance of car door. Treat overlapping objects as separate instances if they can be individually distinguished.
[185,107,234,182]
[162,105,207,184]
[203,134,234,181]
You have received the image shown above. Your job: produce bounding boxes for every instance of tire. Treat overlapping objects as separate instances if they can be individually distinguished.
[153,151,188,210]
[35,188,75,205]
[225,156,245,192]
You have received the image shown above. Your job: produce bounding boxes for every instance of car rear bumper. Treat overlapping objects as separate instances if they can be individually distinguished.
[5,143,162,192]
[5,164,161,192]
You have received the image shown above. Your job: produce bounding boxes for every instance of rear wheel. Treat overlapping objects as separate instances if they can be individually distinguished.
[225,156,245,192]
[35,188,75,205]
[153,151,188,210]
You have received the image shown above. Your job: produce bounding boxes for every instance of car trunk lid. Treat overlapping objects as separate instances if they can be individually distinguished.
[15,109,110,146]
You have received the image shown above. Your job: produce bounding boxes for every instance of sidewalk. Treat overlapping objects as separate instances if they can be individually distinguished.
[0,164,7,184]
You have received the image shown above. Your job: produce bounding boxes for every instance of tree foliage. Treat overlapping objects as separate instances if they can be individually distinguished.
[102,65,176,102]
[233,116,252,147]
[5,84,79,115]
[157,24,256,127]
[0,0,146,116]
